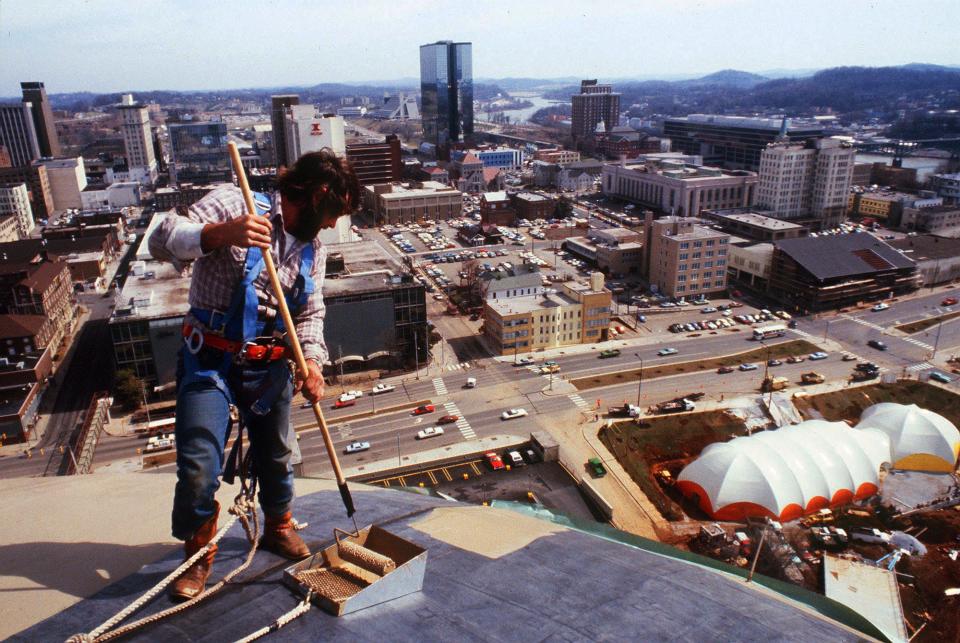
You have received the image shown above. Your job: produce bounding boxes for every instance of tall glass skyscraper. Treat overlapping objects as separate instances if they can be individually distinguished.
[419,40,473,160]
[167,121,231,185]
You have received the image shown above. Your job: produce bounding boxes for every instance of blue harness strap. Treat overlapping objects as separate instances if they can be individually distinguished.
[182,190,318,416]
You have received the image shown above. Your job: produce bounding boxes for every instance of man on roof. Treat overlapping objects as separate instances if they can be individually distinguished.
[149,149,360,601]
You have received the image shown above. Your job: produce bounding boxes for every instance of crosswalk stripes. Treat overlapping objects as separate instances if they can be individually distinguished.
[432,377,448,396]
[442,400,476,440]
[906,362,934,372]
[568,393,590,411]
[445,362,472,371]
[789,328,815,340]
[902,336,934,350]
[839,313,886,332]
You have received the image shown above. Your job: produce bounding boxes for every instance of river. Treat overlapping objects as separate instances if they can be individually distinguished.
[492,92,564,124]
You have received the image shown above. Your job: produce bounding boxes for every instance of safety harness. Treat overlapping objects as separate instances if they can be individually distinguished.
[180,190,316,416]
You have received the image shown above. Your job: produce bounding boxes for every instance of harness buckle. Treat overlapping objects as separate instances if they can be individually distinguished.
[185,326,204,354]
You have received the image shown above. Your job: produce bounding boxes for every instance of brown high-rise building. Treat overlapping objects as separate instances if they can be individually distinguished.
[20,82,61,158]
[270,94,299,168]
[345,135,402,186]
[0,145,11,168]
[0,164,53,220]
[570,80,620,143]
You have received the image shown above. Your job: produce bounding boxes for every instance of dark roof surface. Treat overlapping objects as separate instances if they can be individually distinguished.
[18,486,874,642]
[775,232,916,281]
[19,261,66,292]
[0,314,46,338]
[889,234,960,261]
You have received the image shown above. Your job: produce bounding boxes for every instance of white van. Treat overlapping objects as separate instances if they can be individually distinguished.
[465,377,477,389]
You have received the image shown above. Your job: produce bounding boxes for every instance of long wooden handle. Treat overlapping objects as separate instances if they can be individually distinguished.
[228,144,352,503]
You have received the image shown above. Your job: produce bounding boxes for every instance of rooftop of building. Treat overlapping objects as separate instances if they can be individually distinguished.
[482,191,509,203]
[618,160,756,180]
[512,192,552,203]
[889,234,960,261]
[774,232,917,280]
[374,182,460,199]
[904,204,960,214]
[3,471,877,640]
[653,216,729,240]
[110,259,191,323]
[705,208,807,231]
[18,261,66,292]
[0,314,46,338]
[322,238,407,297]
[0,382,32,416]
[487,289,579,315]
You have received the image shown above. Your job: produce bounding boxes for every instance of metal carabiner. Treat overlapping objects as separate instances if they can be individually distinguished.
[185,326,205,354]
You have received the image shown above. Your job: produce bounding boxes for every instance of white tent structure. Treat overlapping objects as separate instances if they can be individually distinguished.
[677,421,887,521]
[857,403,960,473]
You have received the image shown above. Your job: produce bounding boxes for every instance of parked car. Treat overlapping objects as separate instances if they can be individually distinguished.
[485,452,504,471]
[808,352,829,361]
[657,347,679,356]
[416,426,444,440]
[344,441,370,454]
[412,404,436,415]
[371,383,396,395]
[930,371,953,384]
[507,451,525,467]
[588,457,607,478]
[501,408,528,421]
[867,339,888,351]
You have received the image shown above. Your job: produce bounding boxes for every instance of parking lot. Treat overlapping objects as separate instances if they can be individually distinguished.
[368,455,603,523]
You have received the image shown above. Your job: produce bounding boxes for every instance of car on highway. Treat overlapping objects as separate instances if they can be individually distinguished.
[339,390,363,401]
[371,383,396,395]
[485,452,505,471]
[344,441,370,454]
[786,355,805,364]
[657,347,679,356]
[599,349,621,359]
[867,339,888,351]
[942,297,958,306]
[412,404,436,415]
[333,398,356,409]
[767,359,783,367]
[416,426,444,440]
[437,414,459,424]
[808,352,829,361]
[930,371,953,384]
[717,366,735,374]
[871,303,890,312]
[739,363,759,371]
[501,408,528,421]
[515,357,535,366]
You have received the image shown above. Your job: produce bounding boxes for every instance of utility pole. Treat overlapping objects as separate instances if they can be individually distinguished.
[338,345,345,393]
[635,354,644,407]
[414,330,420,380]
[932,318,944,360]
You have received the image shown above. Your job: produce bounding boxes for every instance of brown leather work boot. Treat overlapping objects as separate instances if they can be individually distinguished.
[260,512,310,560]
[169,502,220,602]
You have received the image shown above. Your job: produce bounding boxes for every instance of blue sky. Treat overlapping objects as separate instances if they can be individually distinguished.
[1,0,958,96]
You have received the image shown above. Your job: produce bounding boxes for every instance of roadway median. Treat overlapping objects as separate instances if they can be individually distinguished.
[141,399,434,469]
[569,339,821,391]
[895,311,960,335]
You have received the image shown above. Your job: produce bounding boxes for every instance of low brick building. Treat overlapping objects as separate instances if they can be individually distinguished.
[511,192,557,221]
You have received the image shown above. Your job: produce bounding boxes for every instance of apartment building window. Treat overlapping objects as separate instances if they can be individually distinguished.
[704,261,713,268]
[691,262,700,270]
[706,239,715,246]
[718,248,727,255]
[680,242,689,249]
[693,241,702,248]
[678,274,686,282]
[706,250,714,257]
[678,253,688,260]
[692,252,701,258]
[717,259,726,267]
[714,280,725,287]
[676,285,685,292]
[719,238,728,244]
[678,263,687,271]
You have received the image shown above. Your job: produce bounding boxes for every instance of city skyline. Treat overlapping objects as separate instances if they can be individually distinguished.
[1,0,959,96]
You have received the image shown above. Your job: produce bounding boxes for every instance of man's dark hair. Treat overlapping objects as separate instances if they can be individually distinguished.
[276,149,361,216]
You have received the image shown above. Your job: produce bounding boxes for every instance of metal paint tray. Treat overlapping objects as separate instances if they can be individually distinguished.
[283,525,427,616]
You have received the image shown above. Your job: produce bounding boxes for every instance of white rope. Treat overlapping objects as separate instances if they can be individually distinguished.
[233,591,314,643]
[66,493,259,643]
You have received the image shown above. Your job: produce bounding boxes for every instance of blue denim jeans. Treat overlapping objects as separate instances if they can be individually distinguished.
[171,346,296,541]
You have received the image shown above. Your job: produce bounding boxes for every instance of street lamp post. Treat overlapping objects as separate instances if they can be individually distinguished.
[413,330,420,380]
[634,354,644,407]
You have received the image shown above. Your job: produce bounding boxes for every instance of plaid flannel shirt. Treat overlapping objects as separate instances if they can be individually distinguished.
[148,185,329,366]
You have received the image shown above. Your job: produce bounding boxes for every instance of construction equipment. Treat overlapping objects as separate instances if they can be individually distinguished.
[761,376,789,392]
[228,143,422,618]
